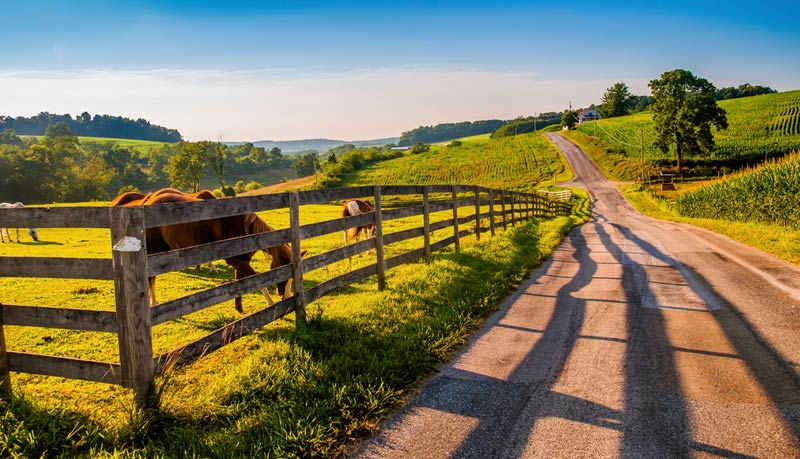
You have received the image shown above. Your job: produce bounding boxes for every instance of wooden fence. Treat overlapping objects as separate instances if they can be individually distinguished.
[0,185,572,405]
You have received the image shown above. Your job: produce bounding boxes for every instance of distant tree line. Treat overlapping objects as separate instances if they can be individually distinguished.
[0,112,182,142]
[714,83,776,100]
[399,120,506,146]
[491,112,563,138]
[0,122,318,203]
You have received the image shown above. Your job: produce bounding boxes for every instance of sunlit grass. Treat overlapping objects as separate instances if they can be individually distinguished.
[0,190,589,457]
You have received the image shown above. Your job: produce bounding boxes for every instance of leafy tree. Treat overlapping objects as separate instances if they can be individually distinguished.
[600,82,634,118]
[0,129,23,146]
[650,69,729,173]
[410,142,430,154]
[291,152,319,177]
[561,110,579,130]
[169,142,207,192]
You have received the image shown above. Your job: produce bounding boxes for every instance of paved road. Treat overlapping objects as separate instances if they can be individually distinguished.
[352,133,800,458]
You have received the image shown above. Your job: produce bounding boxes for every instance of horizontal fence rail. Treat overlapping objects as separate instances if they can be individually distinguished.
[0,184,573,405]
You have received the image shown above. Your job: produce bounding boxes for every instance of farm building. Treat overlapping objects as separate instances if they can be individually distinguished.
[578,109,601,124]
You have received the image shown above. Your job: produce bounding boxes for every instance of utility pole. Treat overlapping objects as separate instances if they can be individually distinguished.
[533,112,537,132]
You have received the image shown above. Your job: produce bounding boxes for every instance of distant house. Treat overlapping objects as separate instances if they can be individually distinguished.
[578,109,601,124]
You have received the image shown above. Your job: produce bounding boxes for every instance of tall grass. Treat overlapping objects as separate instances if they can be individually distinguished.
[675,152,800,228]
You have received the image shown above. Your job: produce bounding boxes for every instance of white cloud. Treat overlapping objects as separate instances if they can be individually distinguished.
[0,68,651,141]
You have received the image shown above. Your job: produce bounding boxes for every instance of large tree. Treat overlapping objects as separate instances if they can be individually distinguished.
[649,69,728,173]
[600,82,634,118]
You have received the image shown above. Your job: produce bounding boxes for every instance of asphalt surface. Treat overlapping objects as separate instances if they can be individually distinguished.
[351,133,800,458]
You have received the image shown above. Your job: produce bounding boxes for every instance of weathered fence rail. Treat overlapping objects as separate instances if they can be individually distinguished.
[0,185,572,405]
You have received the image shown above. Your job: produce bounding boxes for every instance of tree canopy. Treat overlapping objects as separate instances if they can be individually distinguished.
[399,120,505,145]
[0,112,182,142]
[600,82,634,118]
[650,69,728,173]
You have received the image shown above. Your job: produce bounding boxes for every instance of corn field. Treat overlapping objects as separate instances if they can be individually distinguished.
[576,90,800,170]
[674,151,800,228]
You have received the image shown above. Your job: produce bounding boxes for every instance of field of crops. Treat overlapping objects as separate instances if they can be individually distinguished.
[575,90,800,174]
[674,151,800,228]
[349,131,570,191]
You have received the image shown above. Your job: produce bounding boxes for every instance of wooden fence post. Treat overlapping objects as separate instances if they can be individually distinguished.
[509,192,515,226]
[0,304,10,399]
[374,186,386,290]
[474,187,481,240]
[500,190,507,230]
[451,186,460,253]
[423,186,431,263]
[488,189,495,236]
[289,192,306,326]
[110,205,154,408]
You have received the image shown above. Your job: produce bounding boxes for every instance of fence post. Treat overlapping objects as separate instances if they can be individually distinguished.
[474,186,481,240]
[451,186,460,253]
[0,304,10,399]
[423,186,431,263]
[374,186,386,290]
[509,192,515,226]
[288,192,306,327]
[500,190,507,230]
[110,205,154,408]
[488,189,495,236]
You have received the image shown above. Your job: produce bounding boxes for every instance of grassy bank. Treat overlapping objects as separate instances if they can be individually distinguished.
[561,131,800,265]
[1,192,589,458]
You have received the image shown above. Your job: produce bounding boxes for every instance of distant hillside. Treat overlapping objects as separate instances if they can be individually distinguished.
[0,112,182,142]
[227,137,399,154]
[399,120,505,146]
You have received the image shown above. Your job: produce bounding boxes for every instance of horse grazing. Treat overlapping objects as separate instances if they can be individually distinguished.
[140,193,303,313]
[112,188,220,272]
[342,199,376,245]
[0,202,39,243]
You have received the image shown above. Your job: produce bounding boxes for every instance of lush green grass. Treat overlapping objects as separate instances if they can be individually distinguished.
[0,189,590,458]
[346,131,572,192]
[573,90,800,178]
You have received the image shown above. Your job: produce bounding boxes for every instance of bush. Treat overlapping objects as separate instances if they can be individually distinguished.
[411,143,430,154]
[244,181,263,192]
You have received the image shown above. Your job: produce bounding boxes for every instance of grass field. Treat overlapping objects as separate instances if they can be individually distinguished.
[0,185,590,457]
[345,131,573,191]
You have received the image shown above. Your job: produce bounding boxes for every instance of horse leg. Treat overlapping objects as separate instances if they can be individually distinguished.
[231,260,274,313]
[148,276,157,306]
[284,277,294,299]
[0,228,5,243]
[15,227,20,243]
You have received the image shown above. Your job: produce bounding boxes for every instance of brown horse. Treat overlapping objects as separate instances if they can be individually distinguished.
[111,188,218,206]
[142,193,302,313]
[112,188,220,272]
[342,199,376,245]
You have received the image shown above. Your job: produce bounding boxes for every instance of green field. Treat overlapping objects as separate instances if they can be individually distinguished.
[573,90,800,178]
[347,131,573,191]
[1,134,588,458]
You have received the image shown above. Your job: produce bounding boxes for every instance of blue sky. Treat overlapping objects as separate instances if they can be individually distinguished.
[2,1,798,141]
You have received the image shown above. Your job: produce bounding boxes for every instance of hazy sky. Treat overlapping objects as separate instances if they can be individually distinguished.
[2,1,798,141]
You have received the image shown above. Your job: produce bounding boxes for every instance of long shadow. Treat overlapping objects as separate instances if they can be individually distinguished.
[594,223,693,457]
[609,222,800,445]
[392,227,603,458]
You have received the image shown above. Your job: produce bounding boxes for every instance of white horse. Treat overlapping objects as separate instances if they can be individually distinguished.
[0,202,39,243]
